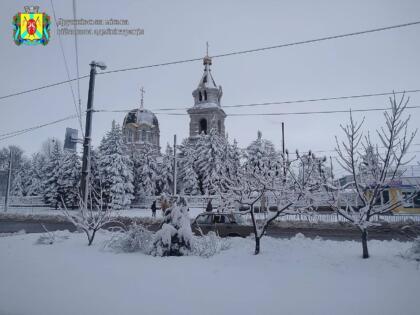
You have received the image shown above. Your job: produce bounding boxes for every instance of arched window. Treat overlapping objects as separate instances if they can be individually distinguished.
[218,120,222,133]
[204,90,207,101]
[199,118,207,135]
[199,91,202,101]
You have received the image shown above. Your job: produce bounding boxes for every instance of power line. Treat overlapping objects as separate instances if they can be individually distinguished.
[96,105,420,116]
[94,89,420,113]
[1,20,420,101]
[2,103,419,143]
[72,0,83,135]
[49,0,84,135]
[0,115,78,142]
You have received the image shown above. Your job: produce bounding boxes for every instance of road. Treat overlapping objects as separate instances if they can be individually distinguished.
[0,219,415,241]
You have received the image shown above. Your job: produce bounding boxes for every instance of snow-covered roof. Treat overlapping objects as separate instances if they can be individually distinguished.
[123,108,159,128]
[197,66,217,90]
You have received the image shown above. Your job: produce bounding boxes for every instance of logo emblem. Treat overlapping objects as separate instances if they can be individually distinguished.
[13,6,51,46]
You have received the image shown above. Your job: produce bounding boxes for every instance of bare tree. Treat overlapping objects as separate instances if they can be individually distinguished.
[226,151,326,255]
[331,93,417,258]
[62,185,124,246]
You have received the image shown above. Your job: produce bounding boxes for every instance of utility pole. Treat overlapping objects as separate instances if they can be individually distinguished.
[4,150,12,212]
[80,61,106,206]
[330,156,334,180]
[282,122,286,178]
[173,134,177,196]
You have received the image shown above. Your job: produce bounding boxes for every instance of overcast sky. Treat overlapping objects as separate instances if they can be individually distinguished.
[1,0,420,175]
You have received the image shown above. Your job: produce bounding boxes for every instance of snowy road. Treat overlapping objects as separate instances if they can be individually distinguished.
[0,219,415,241]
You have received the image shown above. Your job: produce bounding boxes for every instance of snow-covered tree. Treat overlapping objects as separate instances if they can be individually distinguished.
[227,148,325,255]
[152,196,193,256]
[98,123,134,210]
[43,141,63,209]
[157,144,173,195]
[195,128,230,194]
[57,150,81,209]
[131,142,159,197]
[178,138,199,195]
[27,153,47,196]
[225,139,242,183]
[88,148,102,207]
[11,171,24,197]
[62,186,119,246]
[331,94,418,259]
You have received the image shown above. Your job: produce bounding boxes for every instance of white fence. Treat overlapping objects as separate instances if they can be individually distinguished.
[0,196,47,210]
[247,212,420,224]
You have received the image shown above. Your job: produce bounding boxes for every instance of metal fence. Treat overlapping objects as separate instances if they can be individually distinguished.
[247,212,420,224]
[0,196,47,211]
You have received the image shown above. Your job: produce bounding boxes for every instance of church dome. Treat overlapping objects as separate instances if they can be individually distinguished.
[123,108,159,128]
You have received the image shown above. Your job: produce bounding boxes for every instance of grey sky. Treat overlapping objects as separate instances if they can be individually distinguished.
[1,0,419,175]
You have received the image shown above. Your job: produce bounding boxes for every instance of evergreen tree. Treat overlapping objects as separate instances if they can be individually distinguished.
[195,128,229,195]
[178,138,199,195]
[131,142,159,197]
[98,123,134,210]
[152,196,193,256]
[157,144,173,195]
[226,139,242,183]
[57,150,81,209]
[27,153,47,196]
[245,131,277,169]
[88,148,103,207]
[43,141,63,208]
[11,171,24,197]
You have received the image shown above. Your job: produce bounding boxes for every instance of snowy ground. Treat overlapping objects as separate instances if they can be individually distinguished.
[0,232,419,315]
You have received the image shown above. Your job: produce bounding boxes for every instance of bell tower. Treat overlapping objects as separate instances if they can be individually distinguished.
[187,44,226,137]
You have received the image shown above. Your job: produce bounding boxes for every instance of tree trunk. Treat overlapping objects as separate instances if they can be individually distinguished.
[254,236,260,255]
[88,229,97,246]
[361,229,369,259]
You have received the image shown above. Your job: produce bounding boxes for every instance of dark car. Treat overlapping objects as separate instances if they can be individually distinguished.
[191,212,253,237]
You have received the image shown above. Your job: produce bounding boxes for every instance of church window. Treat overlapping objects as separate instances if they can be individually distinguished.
[204,90,207,101]
[218,120,222,133]
[199,91,202,101]
[199,118,207,135]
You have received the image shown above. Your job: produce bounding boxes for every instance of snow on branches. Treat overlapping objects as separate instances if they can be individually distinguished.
[331,93,418,258]
[225,131,327,254]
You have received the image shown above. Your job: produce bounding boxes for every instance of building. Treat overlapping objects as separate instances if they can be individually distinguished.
[187,54,226,137]
[122,87,160,151]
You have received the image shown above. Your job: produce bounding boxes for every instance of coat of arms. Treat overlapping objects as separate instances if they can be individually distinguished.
[12,6,51,46]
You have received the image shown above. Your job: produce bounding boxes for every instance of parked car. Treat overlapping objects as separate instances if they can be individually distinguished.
[191,212,253,237]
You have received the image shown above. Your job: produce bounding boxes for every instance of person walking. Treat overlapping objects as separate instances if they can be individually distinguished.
[151,200,157,218]
[206,199,213,212]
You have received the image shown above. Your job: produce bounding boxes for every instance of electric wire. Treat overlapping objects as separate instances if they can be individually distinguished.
[49,0,84,135]
[1,20,420,101]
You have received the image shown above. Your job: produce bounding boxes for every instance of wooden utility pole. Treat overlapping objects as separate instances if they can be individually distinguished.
[173,134,177,195]
[80,61,106,206]
[4,150,12,212]
[282,122,286,178]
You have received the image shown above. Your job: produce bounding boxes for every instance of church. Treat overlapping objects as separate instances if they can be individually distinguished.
[122,53,226,149]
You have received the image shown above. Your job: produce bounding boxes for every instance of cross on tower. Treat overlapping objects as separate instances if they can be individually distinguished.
[140,86,145,109]
[206,41,209,56]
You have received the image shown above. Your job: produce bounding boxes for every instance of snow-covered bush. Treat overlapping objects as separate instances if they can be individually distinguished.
[151,196,193,256]
[190,232,231,258]
[35,229,70,245]
[404,237,420,262]
[105,224,154,253]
